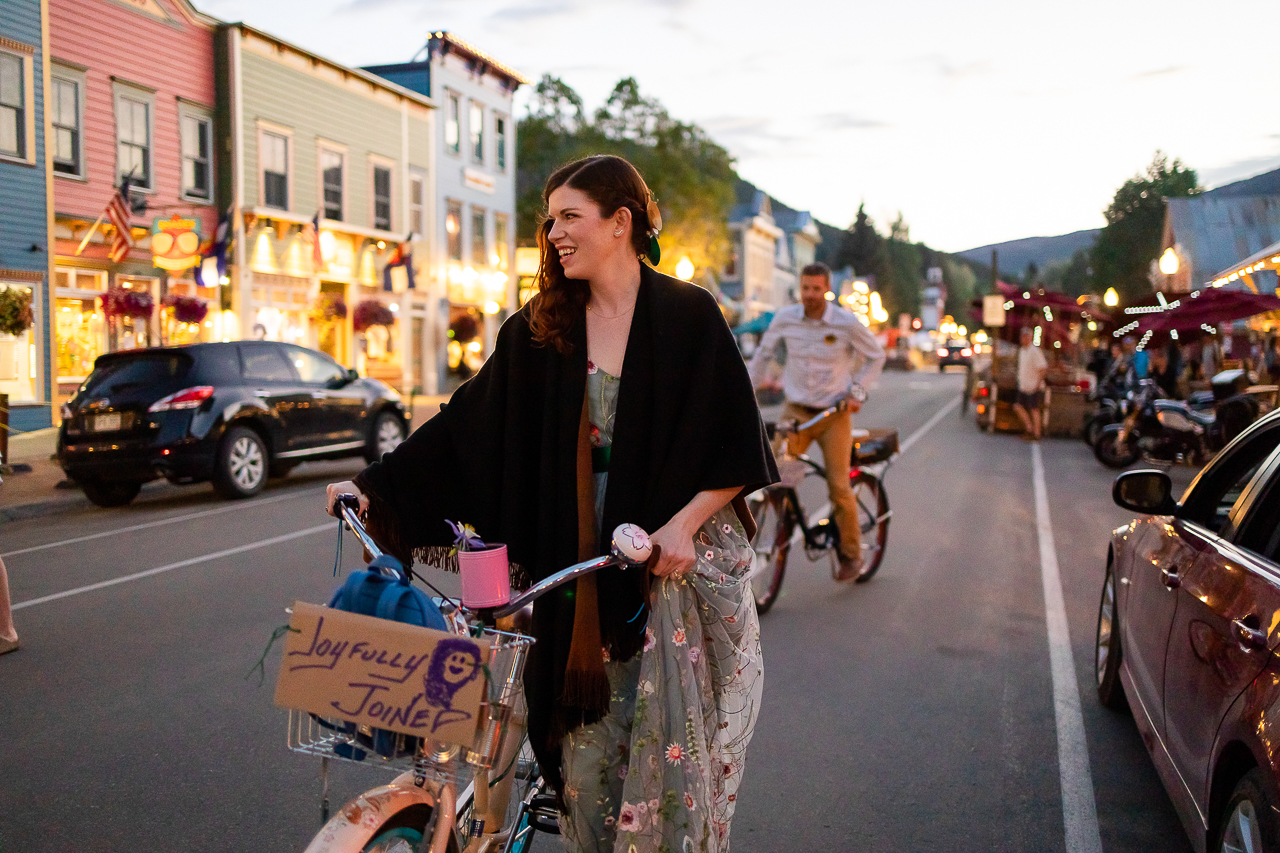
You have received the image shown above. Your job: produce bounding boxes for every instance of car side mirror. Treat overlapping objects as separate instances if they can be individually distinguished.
[1113,470,1177,515]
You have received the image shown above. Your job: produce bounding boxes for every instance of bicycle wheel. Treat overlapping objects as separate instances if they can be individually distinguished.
[748,491,792,615]
[361,804,461,852]
[850,471,890,582]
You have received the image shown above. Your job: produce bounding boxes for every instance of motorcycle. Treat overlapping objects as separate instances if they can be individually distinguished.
[1082,370,1212,448]
[1094,379,1260,469]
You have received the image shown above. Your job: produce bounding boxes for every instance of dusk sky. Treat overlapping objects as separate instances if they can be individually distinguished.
[202,0,1277,253]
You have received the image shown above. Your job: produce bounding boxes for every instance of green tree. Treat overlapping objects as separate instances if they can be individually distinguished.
[516,76,736,277]
[833,203,884,277]
[874,213,923,319]
[942,257,978,319]
[1043,249,1094,298]
[1091,152,1199,300]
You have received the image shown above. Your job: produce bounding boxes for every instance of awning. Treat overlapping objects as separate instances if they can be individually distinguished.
[732,312,773,336]
[1208,238,1280,289]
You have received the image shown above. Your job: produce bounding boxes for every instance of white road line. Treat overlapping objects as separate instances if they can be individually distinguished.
[794,393,962,538]
[12,523,331,611]
[1,491,309,558]
[1031,443,1104,853]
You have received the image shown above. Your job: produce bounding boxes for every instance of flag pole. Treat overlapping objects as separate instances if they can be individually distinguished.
[74,212,106,256]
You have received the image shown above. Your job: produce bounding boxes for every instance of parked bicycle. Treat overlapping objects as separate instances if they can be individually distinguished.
[288,495,653,853]
[746,406,897,614]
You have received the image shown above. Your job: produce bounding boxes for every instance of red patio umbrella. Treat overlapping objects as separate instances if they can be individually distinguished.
[1141,287,1280,333]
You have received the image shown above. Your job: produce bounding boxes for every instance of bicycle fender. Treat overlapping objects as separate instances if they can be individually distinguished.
[302,774,442,853]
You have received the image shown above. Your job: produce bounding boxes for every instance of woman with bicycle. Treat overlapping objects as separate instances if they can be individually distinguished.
[327,155,776,853]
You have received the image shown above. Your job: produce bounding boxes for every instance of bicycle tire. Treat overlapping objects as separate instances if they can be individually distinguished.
[748,490,792,615]
[361,804,461,853]
[850,471,890,582]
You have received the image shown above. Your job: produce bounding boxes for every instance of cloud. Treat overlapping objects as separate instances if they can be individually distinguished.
[1200,154,1280,188]
[815,113,889,131]
[1130,65,1188,79]
[908,54,991,81]
[487,0,584,23]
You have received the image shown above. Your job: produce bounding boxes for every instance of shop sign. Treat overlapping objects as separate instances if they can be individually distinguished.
[462,167,496,194]
[152,216,202,272]
[982,295,1007,327]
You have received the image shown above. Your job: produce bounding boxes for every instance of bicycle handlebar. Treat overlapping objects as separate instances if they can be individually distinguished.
[332,494,655,619]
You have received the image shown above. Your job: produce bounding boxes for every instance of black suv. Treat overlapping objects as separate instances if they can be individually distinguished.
[58,341,409,507]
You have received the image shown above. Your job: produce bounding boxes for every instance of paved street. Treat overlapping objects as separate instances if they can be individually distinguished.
[0,369,1196,852]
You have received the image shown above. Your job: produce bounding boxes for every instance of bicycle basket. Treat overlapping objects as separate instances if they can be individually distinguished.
[286,626,535,784]
[852,429,899,466]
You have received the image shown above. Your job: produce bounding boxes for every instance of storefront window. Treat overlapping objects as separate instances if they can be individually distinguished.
[0,284,35,402]
[56,296,104,383]
[445,304,484,390]
[162,281,213,347]
[252,306,304,345]
[114,276,157,350]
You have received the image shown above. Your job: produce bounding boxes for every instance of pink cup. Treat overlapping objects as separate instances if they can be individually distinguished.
[458,544,511,608]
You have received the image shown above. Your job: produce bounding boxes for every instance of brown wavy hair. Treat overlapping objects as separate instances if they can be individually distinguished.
[528,155,657,354]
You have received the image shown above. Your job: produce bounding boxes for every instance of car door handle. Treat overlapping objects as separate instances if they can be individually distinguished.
[1160,567,1181,590]
[1233,618,1268,650]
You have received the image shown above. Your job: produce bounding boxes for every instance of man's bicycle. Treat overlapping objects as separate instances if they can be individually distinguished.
[746,406,897,614]
[288,496,654,853]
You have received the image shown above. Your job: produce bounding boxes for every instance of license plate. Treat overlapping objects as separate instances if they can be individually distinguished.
[92,413,123,432]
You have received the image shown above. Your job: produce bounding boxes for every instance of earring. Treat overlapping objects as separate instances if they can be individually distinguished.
[615,229,623,237]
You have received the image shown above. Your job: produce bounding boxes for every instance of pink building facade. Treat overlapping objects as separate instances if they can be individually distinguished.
[48,0,219,405]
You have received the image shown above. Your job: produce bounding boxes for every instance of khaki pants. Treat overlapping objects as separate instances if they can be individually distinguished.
[782,403,861,560]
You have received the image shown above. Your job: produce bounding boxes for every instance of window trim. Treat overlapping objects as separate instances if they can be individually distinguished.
[445,198,463,262]
[0,44,37,166]
[113,81,156,191]
[470,205,488,267]
[257,120,294,212]
[445,91,461,157]
[369,154,395,233]
[50,65,87,179]
[408,170,425,239]
[494,211,509,271]
[178,102,214,202]
[469,100,485,164]
[316,140,347,223]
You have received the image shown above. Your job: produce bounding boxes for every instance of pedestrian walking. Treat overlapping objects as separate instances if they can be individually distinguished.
[1013,326,1048,441]
[0,555,18,655]
[746,262,886,580]
[326,154,776,853]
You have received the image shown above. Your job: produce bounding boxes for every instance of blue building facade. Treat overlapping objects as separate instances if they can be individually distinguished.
[0,0,53,433]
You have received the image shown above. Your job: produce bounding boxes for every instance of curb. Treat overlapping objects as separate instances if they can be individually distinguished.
[1,496,94,524]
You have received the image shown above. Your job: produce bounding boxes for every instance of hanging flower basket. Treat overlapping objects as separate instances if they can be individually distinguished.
[0,286,34,336]
[353,299,395,332]
[309,294,348,323]
[162,294,210,325]
[449,313,479,343]
[101,286,155,320]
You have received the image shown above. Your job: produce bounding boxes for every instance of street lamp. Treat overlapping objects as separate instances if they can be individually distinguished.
[675,256,694,281]
[1103,287,1119,307]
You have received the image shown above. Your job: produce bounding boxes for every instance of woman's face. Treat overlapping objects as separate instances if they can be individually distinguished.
[546,185,628,281]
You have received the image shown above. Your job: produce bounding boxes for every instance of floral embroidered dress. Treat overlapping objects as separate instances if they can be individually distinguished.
[561,362,764,853]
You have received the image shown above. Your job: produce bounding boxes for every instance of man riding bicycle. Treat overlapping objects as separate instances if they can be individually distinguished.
[748,262,887,581]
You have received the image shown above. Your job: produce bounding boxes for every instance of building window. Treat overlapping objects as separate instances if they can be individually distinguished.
[446,93,460,155]
[51,76,81,175]
[494,213,509,270]
[469,102,484,162]
[321,148,343,221]
[262,131,289,210]
[409,173,424,236]
[446,200,462,262]
[471,208,487,266]
[495,116,507,171]
[180,113,212,200]
[373,164,392,231]
[0,52,26,160]
[116,95,152,189]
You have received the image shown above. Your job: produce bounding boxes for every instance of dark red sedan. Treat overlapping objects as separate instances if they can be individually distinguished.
[1097,408,1280,853]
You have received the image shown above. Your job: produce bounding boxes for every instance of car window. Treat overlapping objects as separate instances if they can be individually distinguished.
[284,345,346,386]
[1234,452,1280,560]
[191,346,241,384]
[239,344,295,382]
[80,354,190,397]
[1181,426,1280,535]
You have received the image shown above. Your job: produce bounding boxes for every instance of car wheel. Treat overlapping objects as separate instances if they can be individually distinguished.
[1215,768,1280,853]
[365,411,406,463]
[81,479,142,508]
[1095,566,1127,710]
[212,426,267,499]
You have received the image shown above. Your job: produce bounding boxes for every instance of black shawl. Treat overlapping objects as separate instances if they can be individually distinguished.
[354,265,778,798]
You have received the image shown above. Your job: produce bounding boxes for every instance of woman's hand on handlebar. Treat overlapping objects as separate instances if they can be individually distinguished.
[325,481,368,517]
[648,519,697,578]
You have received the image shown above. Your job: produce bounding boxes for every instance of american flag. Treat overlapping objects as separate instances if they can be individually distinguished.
[105,176,134,263]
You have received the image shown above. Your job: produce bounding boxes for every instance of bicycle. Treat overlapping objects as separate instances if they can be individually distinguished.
[287,495,654,853]
[746,406,897,614]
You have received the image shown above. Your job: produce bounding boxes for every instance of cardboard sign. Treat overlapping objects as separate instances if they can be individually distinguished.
[274,602,490,746]
[983,294,1007,327]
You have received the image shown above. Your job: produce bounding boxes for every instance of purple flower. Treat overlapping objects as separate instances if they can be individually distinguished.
[446,520,484,551]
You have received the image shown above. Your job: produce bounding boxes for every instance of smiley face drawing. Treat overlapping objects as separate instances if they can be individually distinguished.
[423,639,484,734]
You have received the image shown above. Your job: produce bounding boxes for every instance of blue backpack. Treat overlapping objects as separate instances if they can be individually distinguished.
[324,554,449,759]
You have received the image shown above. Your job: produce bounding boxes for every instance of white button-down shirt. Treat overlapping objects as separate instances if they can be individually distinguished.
[747,303,887,408]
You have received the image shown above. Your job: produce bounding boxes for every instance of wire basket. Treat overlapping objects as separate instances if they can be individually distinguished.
[286,626,535,786]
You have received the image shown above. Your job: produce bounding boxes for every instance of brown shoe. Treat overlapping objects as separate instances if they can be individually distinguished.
[0,636,19,656]
[835,556,864,582]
